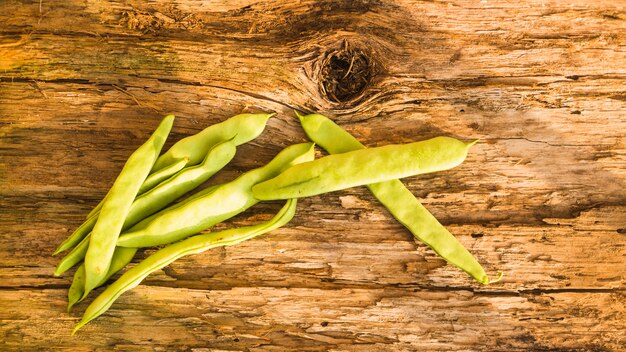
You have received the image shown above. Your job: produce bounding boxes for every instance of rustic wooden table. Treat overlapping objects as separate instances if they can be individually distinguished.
[1,1,625,351]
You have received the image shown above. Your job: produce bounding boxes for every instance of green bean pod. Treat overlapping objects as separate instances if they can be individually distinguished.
[53,213,97,256]
[84,157,189,220]
[84,115,174,295]
[54,233,90,276]
[297,112,497,284]
[78,112,271,224]
[67,246,137,311]
[73,198,297,334]
[57,183,226,277]
[252,136,476,200]
[54,140,237,273]
[117,143,315,248]
[138,157,188,195]
[152,113,274,172]
[67,265,85,312]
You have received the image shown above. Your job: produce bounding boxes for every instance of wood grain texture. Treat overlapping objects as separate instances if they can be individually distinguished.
[1,0,625,351]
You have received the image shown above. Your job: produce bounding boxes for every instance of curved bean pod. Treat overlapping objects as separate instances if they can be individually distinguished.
[53,213,97,256]
[252,136,477,200]
[80,112,272,223]
[126,183,223,233]
[84,115,174,295]
[84,157,189,220]
[152,113,274,172]
[117,143,314,248]
[67,246,137,311]
[138,157,188,195]
[73,199,297,334]
[297,113,498,284]
[55,140,236,270]
[57,183,226,277]
[54,233,90,276]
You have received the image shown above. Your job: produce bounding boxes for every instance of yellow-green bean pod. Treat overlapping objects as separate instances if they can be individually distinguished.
[252,136,476,200]
[116,143,314,248]
[152,113,274,172]
[54,140,236,272]
[84,115,174,295]
[73,199,297,334]
[67,246,137,311]
[296,113,499,284]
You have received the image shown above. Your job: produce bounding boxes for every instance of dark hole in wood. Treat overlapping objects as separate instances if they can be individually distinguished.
[471,233,484,238]
[320,42,372,103]
[320,321,329,326]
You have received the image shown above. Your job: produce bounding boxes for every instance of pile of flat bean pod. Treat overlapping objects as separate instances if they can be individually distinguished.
[53,112,500,334]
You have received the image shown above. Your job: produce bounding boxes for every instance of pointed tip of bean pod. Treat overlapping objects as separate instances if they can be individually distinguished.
[71,321,86,336]
[304,142,317,158]
[487,271,504,284]
[52,247,63,256]
[479,271,504,285]
[467,139,480,147]
[294,110,305,119]
[250,112,275,128]
[67,293,85,313]
[79,287,92,302]
[159,114,176,130]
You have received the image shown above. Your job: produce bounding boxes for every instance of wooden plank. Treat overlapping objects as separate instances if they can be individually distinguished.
[1,287,624,351]
[1,199,624,291]
[1,0,625,350]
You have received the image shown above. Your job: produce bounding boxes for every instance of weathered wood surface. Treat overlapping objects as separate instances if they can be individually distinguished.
[1,0,625,351]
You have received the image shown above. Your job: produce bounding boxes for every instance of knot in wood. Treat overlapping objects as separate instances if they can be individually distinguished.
[319,44,373,103]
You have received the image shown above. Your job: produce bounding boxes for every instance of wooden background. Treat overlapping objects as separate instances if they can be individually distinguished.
[1,0,625,351]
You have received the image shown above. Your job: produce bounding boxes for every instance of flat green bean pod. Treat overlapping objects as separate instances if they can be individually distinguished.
[54,233,90,276]
[67,246,137,311]
[116,143,314,247]
[84,115,174,295]
[53,214,97,256]
[73,199,298,334]
[55,140,236,260]
[80,112,272,222]
[252,136,476,200]
[297,113,499,284]
[126,183,223,233]
[152,113,274,172]
[138,157,188,194]
[84,157,188,220]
